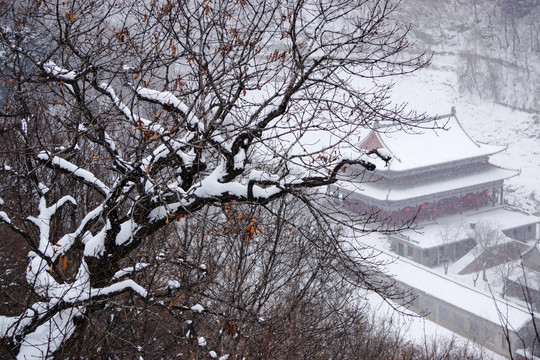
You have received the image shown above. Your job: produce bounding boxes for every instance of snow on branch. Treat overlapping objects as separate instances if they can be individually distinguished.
[81,221,108,258]
[52,205,104,259]
[114,218,139,246]
[1,164,21,177]
[94,279,148,298]
[37,152,111,196]
[0,210,11,225]
[144,152,382,225]
[98,83,165,134]
[43,61,78,81]
[0,315,20,338]
[0,305,42,341]
[0,270,147,359]
[43,61,77,94]
[112,263,149,281]
[27,194,77,257]
[135,87,202,131]
[17,307,83,360]
[8,273,144,360]
[140,142,196,181]
[27,253,147,306]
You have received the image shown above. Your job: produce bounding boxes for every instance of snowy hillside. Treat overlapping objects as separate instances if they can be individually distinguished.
[397,0,540,112]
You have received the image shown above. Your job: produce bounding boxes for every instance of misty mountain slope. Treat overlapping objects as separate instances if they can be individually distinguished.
[396,0,540,112]
[381,0,540,213]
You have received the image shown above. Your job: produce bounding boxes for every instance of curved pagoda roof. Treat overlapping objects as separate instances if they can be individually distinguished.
[360,112,507,172]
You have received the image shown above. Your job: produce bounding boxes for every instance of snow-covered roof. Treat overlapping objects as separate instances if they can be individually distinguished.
[360,114,507,172]
[395,207,540,248]
[507,267,540,292]
[356,230,536,332]
[469,207,540,230]
[387,252,534,330]
[338,164,518,202]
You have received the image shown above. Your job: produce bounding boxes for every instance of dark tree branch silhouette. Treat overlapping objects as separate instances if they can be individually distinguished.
[0,0,428,357]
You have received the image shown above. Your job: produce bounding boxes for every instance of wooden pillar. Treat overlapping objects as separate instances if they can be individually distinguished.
[459,195,463,214]
[500,186,504,205]
[475,191,479,210]
[492,188,496,207]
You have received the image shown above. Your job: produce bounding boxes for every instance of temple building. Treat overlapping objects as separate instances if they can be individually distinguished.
[333,110,540,267]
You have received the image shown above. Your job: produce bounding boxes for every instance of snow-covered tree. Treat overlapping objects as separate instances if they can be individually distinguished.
[438,219,464,275]
[470,221,506,286]
[0,0,427,357]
